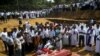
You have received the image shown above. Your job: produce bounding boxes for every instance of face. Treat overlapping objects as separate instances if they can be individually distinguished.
[81,26,84,30]
[3,28,7,32]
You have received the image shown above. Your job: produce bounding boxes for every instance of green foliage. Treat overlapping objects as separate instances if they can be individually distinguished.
[0,0,77,11]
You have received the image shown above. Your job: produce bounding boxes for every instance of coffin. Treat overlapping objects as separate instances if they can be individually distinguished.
[37,49,72,56]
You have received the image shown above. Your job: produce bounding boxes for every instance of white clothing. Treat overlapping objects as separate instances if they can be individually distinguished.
[44,29,50,37]
[95,28,100,36]
[56,34,63,50]
[95,35,100,53]
[40,30,45,38]
[7,36,14,45]
[19,36,25,44]
[25,23,31,31]
[12,31,18,39]
[62,34,69,45]
[84,29,95,51]
[29,30,35,37]
[49,30,55,38]
[0,32,8,42]
[15,38,22,50]
[71,29,78,46]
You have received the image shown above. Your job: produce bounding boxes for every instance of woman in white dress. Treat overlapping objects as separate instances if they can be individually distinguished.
[95,31,100,55]
[71,26,78,46]
[84,26,95,51]
[62,27,71,46]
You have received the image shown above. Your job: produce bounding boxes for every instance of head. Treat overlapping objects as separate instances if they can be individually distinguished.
[30,26,34,31]
[97,24,99,29]
[8,32,12,37]
[3,28,7,32]
[13,28,17,32]
[17,33,21,38]
[73,25,76,29]
[81,26,84,30]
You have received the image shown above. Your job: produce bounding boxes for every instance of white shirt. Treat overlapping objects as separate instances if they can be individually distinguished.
[40,30,45,38]
[44,29,50,37]
[78,29,86,36]
[25,22,31,31]
[12,31,18,39]
[19,36,25,44]
[15,38,22,50]
[7,36,14,45]
[49,30,55,38]
[29,30,35,37]
[71,28,78,35]
[95,28,100,36]
[0,32,8,42]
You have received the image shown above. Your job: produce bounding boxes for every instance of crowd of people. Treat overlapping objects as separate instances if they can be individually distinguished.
[0,19,100,56]
[0,8,53,22]
[0,0,100,23]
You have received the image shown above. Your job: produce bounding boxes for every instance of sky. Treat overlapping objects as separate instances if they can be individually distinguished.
[47,0,55,3]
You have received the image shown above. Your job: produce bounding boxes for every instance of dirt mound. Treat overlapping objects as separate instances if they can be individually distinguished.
[48,10,100,20]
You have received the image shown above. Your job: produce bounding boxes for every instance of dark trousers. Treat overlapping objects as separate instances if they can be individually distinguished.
[68,36,71,46]
[3,41,8,53]
[94,35,97,45]
[32,37,35,50]
[42,38,46,48]
[8,45,14,56]
[25,42,33,52]
[22,43,25,56]
[79,35,84,47]
[15,49,21,56]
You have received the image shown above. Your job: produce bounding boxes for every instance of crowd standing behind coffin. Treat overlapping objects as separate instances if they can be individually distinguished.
[0,20,100,56]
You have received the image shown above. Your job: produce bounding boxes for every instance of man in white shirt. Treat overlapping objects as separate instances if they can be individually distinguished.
[78,26,86,47]
[12,28,18,39]
[25,21,31,32]
[49,28,55,39]
[44,28,50,40]
[29,26,35,50]
[0,28,8,53]
[17,33,25,56]
[7,32,14,56]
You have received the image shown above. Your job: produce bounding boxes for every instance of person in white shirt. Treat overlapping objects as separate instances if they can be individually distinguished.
[49,28,55,40]
[85,26,95,51]
[7,32,14,56]
[0,28,8,53]
[29,26,35,38]
[26,12,29,20]
[56,31,63,50]
[94,24,100,44]
[40,28,45,46]
[78,26,86,47]
[17,32,25,56]
[44,27,50,41]
[15,33,23,56]
[95,31,100,55]
[62,27,71,46]
[25,21,31,32]
[29,26,35,50]
[12,28,18,39]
